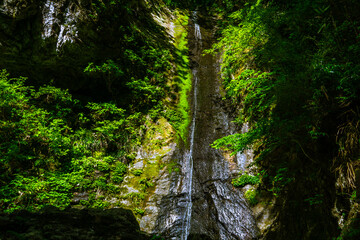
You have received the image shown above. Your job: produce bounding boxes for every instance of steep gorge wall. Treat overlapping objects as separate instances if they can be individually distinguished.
[186,12,257,240]
[2,1,348,239]
[0,1,264,239]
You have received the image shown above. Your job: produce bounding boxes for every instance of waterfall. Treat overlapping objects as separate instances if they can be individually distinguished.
[181,17,202,240]
[42,0,56,39]
[154,11,258,240]
[194,11,202,48]
[42,0,78,51]
[194,24,202,41]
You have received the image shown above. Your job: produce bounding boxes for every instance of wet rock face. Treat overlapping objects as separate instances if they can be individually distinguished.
[41,0,86,50]
[145,11,258,239]
[1,0,86,46]
[186,12,258,240]
[1,0,38,19]
[149,12,259,240]
[0,207,149,240]
[0,0,121,101]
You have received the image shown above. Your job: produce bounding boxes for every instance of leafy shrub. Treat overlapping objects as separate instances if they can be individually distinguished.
[244,189,258,205]
[111,162,127,184]
[232,173,260,188]
[269,168,294,196]
[122,192,146,205]
[139,177,154,191]
[0,70,148,212]
[304,194,324,206]
[131,169,143,176]
[133,207,145,216]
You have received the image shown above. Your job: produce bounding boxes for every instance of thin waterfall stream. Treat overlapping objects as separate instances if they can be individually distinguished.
[153,11,258,240]
[186,11,258,239]
[181,14,201,240]
[181,71,197,240]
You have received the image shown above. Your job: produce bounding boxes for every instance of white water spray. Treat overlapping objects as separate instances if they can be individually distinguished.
[194,24,202,41]
[193,11,202,41]
[42,0,56,39]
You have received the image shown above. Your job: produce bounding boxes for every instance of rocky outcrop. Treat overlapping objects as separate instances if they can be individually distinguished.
[0,0,93,91]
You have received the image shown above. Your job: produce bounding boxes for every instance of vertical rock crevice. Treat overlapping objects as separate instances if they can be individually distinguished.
[149,11,259,240]
[187,11,258,240]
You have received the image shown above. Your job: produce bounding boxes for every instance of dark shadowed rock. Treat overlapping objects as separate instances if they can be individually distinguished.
[0,207,150,240]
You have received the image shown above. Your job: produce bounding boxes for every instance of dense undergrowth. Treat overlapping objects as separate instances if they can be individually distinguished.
[0,69,143,212]
[210,0,360,238]
[0,0,191,213]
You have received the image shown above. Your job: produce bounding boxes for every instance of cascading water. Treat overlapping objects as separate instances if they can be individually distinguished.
[153,11,258,240]
[42,0,79,51]
[186,11,259,239]
[181,15,202,240]
[42,0,56,39]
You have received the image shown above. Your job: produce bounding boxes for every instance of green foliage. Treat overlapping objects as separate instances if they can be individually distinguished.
[131,169,143,176]
[0,71,145,212]
[232,173,260,188]
[268,167,294,196]
[122,192,146,205]
[167,161,181,174]
[244,189,258,205]
[163,12,192,142]
[89,7,180,141]
[150,235,165,240]
[111,162,127,184]
[133,207,145,216]
[164,0,235,11]
[86,4,191,141]
[139,177,154,191]
[84,60,123,77]
[84,0,175,113]
[0,172,82,213]
[350,191,357,202]
[212,127,263,154]
[212,0,360,197]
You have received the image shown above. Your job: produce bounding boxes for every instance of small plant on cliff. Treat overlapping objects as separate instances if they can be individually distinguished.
[133,207,145,216]
[244,189,258,205]
[111,162,127,184]
[150,235,165,240]
[232,173,260,188]
[131,169,143,176]
[138,177,154,191]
